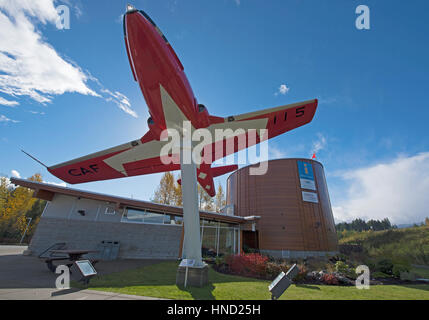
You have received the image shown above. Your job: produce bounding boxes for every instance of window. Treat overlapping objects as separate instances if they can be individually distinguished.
[105,207,116,215]
[200,220,240,257]
[122,208,145,223]
[173,216,183,225]
[121,208,179,226]
[143,211,167,224]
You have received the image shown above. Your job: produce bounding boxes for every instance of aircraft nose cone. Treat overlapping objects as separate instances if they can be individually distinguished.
[126,4,137,13]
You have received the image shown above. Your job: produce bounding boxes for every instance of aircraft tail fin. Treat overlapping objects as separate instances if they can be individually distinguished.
[177,164,238,197]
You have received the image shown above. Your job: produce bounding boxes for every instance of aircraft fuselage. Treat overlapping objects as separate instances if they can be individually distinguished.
[124,9,200,137]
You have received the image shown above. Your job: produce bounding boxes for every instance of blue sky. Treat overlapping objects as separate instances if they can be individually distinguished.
[1,0,429,224]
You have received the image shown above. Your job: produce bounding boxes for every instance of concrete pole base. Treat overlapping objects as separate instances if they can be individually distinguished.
[176,265,209,288]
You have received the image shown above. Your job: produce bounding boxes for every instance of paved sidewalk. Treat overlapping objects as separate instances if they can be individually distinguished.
[0,288,163,300]
[0,246,166,300]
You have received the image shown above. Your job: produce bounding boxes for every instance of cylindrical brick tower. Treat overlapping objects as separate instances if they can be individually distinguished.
[227,158,338,258]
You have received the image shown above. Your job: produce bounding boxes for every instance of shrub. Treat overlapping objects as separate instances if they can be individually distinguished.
[215,256,225,267]
[400,272,417,281]
[265,262,290,279]
[335,261,357,279]
[335,261,350,275]
[294,264,308,283]
[365,260,376,272]
[376,259,394,275]
[225,253,269,278]
[321,274,339,285]
[372,271,391,279]
[392,264,410,278]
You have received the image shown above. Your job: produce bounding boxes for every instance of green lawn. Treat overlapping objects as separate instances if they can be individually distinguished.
[76,261,429,300]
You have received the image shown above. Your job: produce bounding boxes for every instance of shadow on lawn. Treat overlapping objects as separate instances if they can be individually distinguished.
[80,261,264,299]
[177,283,216,300]
[89,262,262,286]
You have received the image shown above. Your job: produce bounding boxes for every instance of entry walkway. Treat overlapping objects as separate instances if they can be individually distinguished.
[0,246,166,300]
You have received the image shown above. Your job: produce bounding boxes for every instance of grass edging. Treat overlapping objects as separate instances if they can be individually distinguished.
[74,261,429,300]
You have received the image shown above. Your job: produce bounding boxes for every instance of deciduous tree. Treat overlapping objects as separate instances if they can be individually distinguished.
[152,172,184,206]
[0,173,43,241]
[215,184,226,213]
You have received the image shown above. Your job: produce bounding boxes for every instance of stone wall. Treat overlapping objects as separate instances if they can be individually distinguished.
[260,249,338,259]
[29,217,182,260]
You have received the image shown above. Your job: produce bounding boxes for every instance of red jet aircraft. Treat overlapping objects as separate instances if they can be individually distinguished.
[46,6,318,197]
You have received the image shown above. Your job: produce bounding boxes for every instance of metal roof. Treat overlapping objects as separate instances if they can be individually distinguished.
[11,178,258,225]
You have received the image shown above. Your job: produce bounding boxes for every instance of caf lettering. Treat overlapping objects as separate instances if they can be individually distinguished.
[68,164,99,177]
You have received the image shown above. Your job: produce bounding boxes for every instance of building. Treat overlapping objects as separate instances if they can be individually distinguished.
[11,178,259,260]
[12,157,338,261]
[226,159,338,258]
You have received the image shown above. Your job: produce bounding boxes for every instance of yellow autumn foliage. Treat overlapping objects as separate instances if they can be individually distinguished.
[0,173,42,240]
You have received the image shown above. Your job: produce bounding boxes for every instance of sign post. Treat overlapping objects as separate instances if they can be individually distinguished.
[179,259,196,288]
[73,260,97,285]
[269,264,299,300]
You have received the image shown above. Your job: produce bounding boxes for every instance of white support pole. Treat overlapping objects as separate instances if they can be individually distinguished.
[180,140,204,268]
[200,219,205,247]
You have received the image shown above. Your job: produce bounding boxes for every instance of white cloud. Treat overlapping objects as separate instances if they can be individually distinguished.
[0,96,19,106]
[275,84,290,96]
[0,114,19,123]
[234,0,241,6]
[60,0,83,18]
[2,171,67,188]
[101,89,138,118]
[29,110,46,115]
[11,169,21,178]
[0,0,137,117]
[269,145,287,160]
[0,0,97,103]
[312,133,327,155]
[332,152,429,224]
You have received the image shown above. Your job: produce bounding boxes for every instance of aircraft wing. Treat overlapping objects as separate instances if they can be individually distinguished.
[186,99,318,196]
[48,133,180,184]
[206,99,318,163]
[47,99,317,195]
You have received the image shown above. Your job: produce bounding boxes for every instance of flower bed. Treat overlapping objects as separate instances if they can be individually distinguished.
[210,253,427,286]
[212,253,353,285]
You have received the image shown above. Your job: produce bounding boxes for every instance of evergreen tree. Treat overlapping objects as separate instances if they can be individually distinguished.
[336,217,395,232]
